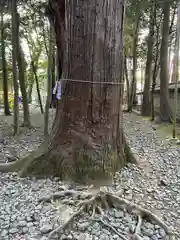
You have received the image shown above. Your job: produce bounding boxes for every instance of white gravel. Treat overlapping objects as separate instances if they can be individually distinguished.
[0,111,179,239]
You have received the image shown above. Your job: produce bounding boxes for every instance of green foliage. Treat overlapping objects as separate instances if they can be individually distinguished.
[0,91,14,109]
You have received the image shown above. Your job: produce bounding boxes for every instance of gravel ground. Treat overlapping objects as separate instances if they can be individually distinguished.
[0,108,55,163]
[0,112,180,239]
[122,113,180,235]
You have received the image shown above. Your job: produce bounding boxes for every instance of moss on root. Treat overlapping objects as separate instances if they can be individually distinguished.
[0,141,136,182]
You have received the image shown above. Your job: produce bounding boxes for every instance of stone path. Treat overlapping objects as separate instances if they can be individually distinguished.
[0,112,180,239]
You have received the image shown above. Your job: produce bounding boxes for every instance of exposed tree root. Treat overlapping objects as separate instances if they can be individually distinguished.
[109,194,172,235]
[96,217,128,240]
[0,144,47,174]
[48,206,84,239]
[39,189,93,203]
[47,187,174,239]
[131,215,143,240]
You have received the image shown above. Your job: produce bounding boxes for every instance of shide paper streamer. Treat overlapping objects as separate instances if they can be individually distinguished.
[53,81,61,100]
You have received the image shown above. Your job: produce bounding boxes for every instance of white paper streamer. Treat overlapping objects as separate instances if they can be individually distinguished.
[56,81,61,100]
[53,81,58,95]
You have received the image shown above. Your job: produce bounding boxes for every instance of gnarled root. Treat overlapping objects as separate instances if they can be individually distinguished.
[47,187,174,239]
[48,206,84,239]
[0,144,47,174]
[131,215,143,240]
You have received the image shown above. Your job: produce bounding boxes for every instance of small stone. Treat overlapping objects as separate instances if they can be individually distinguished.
[99,234,109,240]
[9,228,18,234]
[1,229,8,237]
[40,224,53,234]
[114,211,124,218]
[78,233,92,240]
[77,222,89,231]
[159,228,166,237]
[22,227,28,234]
[27,222,34,228]
[143,237,150,240]
[26,216,33,222]
[143,228,154,237]
[18,220,27,227]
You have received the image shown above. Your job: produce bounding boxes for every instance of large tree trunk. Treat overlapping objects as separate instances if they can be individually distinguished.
[0,0,134,181]
[160,2,172,121]
[1,11,11,116]
[142,1,155,116]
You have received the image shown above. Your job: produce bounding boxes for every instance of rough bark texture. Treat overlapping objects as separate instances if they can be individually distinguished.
[151,10,161,121]
[124,54,130,108]
[31,60,44,114]
[44,23,53,137]
[27,78,34,103]
[0,0,134,181]
[11,0,19,135]
[50,43,57,108]
[16,13,31,127]
[160,3,172,122]
[1,11,11,116]
[142,2,155,116]
[129,14,140,111]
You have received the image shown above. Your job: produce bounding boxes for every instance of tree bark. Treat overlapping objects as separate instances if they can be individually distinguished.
[160,2,172,122]
[1,11,11,116]
[50,40,57,108]
[27,76,34,104]
[151,9,161,121]
[124,54,130,109]
[44,23,53,137]
[142,1,155,116]
[16,12,31,127]
[129,14,140,111]
[11,0,19,135]
[0,0,135,181]
[31,60,44,114]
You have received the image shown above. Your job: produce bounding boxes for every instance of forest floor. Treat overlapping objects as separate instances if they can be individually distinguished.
[0,110,180,240]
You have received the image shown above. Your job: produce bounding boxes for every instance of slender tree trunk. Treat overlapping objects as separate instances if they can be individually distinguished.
[50,43,57,108]
[31,61,44,114]
[129,14,140,111]
[142,1,155,116]
[0,0,135,181]
[17,45,31,127]
[151,13,161,121]
[11,0,19,135]
[44,24,53,137]
[27,80,34,103]
[15,11,31,127]
[124,54,130,109]
[1,11,11,116]
[160,2,172,121]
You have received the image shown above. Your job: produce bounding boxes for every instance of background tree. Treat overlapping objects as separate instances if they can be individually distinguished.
[142,0,156,116]
[11,0,19,135]
[0,10,11,116]
[160,2,172,121]
[16,11,31,127]
[44,22,53,137]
